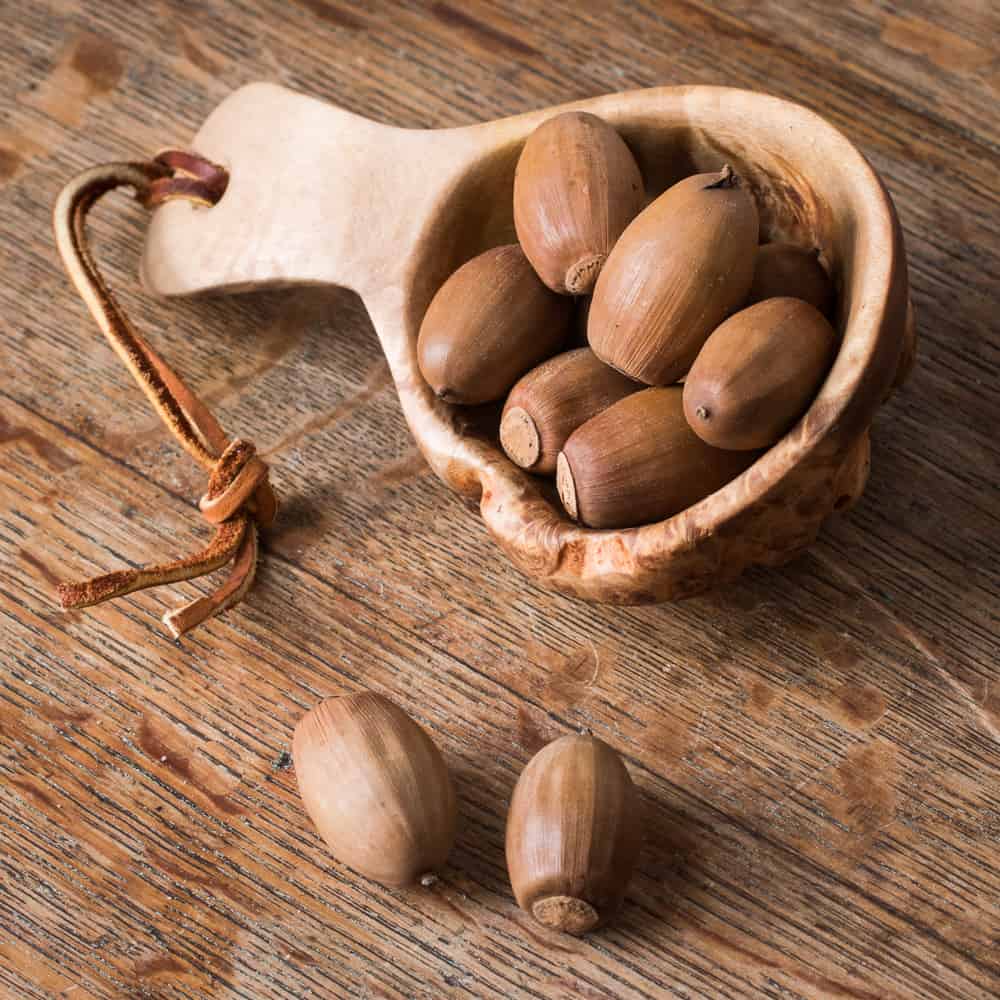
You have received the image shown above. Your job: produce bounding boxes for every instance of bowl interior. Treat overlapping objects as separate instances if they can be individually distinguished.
[402,92,880,529]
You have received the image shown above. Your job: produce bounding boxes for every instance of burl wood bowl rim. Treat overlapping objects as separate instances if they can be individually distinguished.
[142,83,913,605]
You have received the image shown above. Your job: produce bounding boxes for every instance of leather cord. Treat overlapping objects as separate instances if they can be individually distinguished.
[52,152,277,638]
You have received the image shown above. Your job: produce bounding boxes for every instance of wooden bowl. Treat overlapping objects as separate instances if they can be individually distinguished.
[142,83,915,604]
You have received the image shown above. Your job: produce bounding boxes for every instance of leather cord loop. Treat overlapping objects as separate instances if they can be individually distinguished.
[199,440,276,526]
[52,152,276,638]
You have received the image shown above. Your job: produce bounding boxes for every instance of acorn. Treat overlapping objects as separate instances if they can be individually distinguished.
[506,733,642,935]
[417,244,572,404]
[293,692,457,887]
[500,348,641,475]
[683,297,838,450]
[747,242,835,316]
[557,386,757,529]
[588,164,759,385]
[514,112,644,295]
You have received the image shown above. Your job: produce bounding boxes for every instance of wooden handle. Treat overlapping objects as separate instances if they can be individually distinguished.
[141,83,485,301]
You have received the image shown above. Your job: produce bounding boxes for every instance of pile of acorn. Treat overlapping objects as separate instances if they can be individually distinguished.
[418,111,838,529]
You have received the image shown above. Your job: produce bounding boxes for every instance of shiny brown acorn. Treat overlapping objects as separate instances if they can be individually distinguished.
[557,386,758,528]
[747,242,835,316]
[293,692,457,888]
[589,164,759,385]
[500,348,641,475]
[417,244,572,404]
[514,112,644,294]
[684,297,838,450]
[506,733,642,935]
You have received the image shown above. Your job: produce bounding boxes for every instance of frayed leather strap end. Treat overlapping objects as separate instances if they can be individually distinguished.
[53,153,276,638]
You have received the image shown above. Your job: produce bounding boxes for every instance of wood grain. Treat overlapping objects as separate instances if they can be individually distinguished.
[0,2,997,998]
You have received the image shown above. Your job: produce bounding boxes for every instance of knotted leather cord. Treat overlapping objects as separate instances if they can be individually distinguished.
[52,152,277,638]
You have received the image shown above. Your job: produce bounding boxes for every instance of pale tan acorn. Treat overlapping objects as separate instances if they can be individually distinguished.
[588,164,759,385]
[293,692,457,888]
[506,733,642,935]
[417,244,572,404]
[557,386,758,529]
[500,348,641,475]
[514,111,644,295]
[747,242,835,316]
[683,297,838,450]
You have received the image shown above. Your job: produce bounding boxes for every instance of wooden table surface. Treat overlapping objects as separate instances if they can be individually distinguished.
[2,2,998,997]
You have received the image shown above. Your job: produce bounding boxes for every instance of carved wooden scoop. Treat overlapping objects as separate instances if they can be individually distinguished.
[142,83,914,604]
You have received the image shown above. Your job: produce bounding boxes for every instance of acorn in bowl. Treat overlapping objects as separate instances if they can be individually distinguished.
[410,96,912,603]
